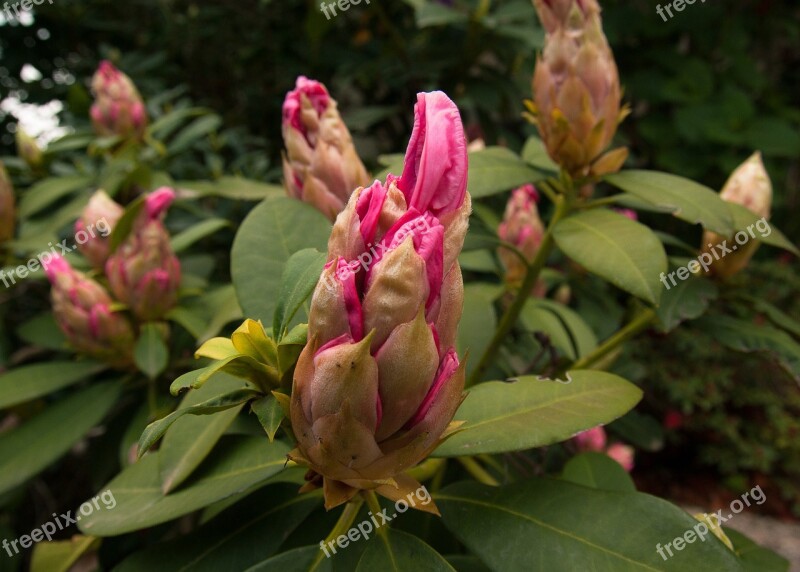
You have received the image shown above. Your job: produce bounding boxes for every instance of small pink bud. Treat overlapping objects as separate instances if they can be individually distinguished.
[606,443,635,472]
[282,76,370,220]
[574,426,607,452]
[90,60,149,141]
[75,190,124,270]
[43,254,134,366]
[498,185,545,285]
[0,162,15,245]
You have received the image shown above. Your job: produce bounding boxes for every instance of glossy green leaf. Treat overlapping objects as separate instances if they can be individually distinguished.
[115,485,320,571]
[79,436,290,536]
[724,529,789,572]
[562,452,636,493]
[246,546,331,572]
[467,147,544,199]
[725,203,799,256]
[30,535,101,572]
[168,114,222,154]
[179,177,285,201]
[457,284,501,378]
[273,248,327,339]
[522,298,598,360]
[0,382,121,495]
[170,218,230,253]
[438,479,745,571]
[0,361,106,409]
[605,170,735,234]
[15,313,67,351]
[696,315,800,383]
[553,209,668,305]
[134,324,169,380]
[251,394,284,442]
[433,371,643,457]
[520,136,558,173]
[656,276,718,332]
[18,175,93,219]
[278,323,308,375]
[231,197,331,325]
[159,374,248,494]
[356,529,455,571]
[139,387,261,458]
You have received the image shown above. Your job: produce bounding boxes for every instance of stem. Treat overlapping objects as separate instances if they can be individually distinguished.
[459,457,499,486]
[467,195,572,386]
[406,458,446,483]
[312,497,364,568]
[363,491,389,538]
[564,308,657,372]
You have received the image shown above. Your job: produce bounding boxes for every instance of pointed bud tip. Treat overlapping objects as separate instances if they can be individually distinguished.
[145,187,175,219]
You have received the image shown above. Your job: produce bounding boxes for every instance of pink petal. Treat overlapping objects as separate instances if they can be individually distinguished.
[406,349,459,428]
[145,187,175,219]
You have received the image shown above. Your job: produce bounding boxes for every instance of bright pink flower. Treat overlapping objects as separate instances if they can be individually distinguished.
[90,61,148,141]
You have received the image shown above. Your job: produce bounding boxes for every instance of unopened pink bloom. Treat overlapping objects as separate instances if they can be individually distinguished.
[574,426,607,452]
[606,443,635,472]
[90,61,148,141]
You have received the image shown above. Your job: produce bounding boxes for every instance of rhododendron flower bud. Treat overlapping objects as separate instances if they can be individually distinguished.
[498,184,545,285]
[76,190,124,270]
[16,128,43,169]
[531,0,628,180]
[43,254,134,366]
[290,91,469,512]
[106,188,181,321]
[701,152,773,279]
[606,443,635,472]
[282,76,370,220]
[90,61,148,141]
[0,162,15,245]
[574,426,606,452]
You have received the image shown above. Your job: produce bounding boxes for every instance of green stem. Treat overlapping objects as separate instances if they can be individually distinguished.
[467,195,572,386]
[363,491,389,538]
[312,497,364,568]
[564,308,657,373]
[459,456,499,486]
[406,458,446,483]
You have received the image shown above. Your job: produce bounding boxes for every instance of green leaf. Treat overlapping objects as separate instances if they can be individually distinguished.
[278,323,309,376]
[523,298,598,360]
[604,170,735,234]
[115,485,320,571]
[553,209,668,305]
[78,436,290,536]
[148,107,208,140]
[0,382,121,495]
[724,529,789,572]
[747,298,800,338]
[468,147,545,199]
[457,284,501,378]
[357,529,455,571]
[416,3,469,27]
[16,313,67,351]
[179,177,285,201]
[108,194,146,253]
[30,535,101,572]
[273,248,327,339]
[521,136,558,173]
[168,114,222,154]
[170,218,229,253]
[438,479,745,571]
[725,203,799,256]
[433,371,643,457]
[0,361,106,409]
[159,374,249,494]
[696,316,800,383]
[134,324,169,380]
[246,546,331,572]
[231,197,331,325]
[18,175,93,219]
[656,277,719,332]
[608,410,665,452]
[562,452,636,493]
[138,387,261,457]
[251,395,284,441]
